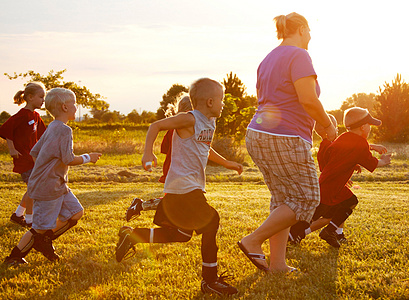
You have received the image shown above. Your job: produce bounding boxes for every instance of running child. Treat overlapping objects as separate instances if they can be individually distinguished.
[3,88,102,266]
[0,82,47,227]
[115,78,242,296]
[126,95,193,220]
[289,108,391,247]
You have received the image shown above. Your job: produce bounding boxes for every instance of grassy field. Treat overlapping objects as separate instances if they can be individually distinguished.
[0,127,409,299]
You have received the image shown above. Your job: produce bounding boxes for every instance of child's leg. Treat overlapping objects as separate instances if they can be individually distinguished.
[52,210,83,240]
[309,218,331,232]
[319,195,358,247]
[131,227,192,244]
[126,197,163,222]
[22,193,34,225]
[200,211,220,284]
[115,226,192,262]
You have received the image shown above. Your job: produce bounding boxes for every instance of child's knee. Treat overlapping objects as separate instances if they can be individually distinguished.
[72,210,84,221]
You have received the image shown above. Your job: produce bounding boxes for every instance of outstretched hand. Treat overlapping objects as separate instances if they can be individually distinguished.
[89,153,102,163]
[225,161,243,175]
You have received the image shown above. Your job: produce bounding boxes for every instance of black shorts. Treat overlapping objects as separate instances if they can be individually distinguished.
[312,195,358,221]
[153,189,219,234]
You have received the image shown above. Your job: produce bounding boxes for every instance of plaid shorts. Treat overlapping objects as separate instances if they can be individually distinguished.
[246,130,320,222]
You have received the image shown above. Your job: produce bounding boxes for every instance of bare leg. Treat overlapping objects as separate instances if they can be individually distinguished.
[240,204,297,270]
[309,218,331,232]
[269,226,292,271]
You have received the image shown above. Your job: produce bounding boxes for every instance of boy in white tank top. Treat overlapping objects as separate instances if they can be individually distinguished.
[115,78,243,296]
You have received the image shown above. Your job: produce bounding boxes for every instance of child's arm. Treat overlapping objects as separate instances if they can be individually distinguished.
[6,138,22,158]
[142,113,195,171]
[68,153,102,166]
[208,148,243,175]
[377,153,391,167]
[370,144,388,154]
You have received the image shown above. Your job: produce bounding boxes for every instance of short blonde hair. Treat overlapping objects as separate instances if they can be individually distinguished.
[165,94,193,117]
[45,88,76,117]
[274,12,309,40]
[189,78,223,108]
[314,114,337,138]
[13,82,46,105]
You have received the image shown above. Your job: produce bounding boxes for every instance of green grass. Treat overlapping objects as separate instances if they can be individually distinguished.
[1,127,409,298]
[1,179,408,299]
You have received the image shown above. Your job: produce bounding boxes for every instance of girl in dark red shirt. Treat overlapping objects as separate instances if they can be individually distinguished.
[0,82,46,227]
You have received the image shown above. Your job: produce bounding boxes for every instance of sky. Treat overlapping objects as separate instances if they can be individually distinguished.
[1,0,408,117]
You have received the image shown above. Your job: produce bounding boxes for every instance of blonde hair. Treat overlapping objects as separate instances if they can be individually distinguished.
[314,114,337,137]
[165,94,193,117]
[189,78,223,108]
[274,12,309,40]
[13,82,46,105]
[45,88,76,117]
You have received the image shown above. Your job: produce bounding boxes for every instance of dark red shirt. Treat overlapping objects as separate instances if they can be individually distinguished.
[0,108,46,173]
[158,129,173,183]
[319,132,378,205]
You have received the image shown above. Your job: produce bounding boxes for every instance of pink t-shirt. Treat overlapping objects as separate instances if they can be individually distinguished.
[248,46,320,144]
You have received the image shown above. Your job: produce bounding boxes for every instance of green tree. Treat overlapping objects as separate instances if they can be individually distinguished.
[0,111,11,123]
[4,70,109,111]
[223,72,246,98]
[373,74,409,142]
[215,73,257,142]
[340,93,376,114]
[157,84,188,120]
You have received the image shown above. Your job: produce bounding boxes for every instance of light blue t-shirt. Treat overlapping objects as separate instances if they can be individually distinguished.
[164,110,215,194]
[248,46,320,144]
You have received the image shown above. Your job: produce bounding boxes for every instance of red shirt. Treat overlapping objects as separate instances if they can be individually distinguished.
[0,108,46,173]
[158,129,173,183]
[319,132,378,205]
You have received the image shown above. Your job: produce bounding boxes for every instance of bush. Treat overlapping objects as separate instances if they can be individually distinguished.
[210,137,246,165]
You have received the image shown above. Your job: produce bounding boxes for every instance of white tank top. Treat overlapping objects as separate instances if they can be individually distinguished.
[164,110,215,194]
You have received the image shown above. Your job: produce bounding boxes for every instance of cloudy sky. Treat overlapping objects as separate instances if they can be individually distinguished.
[1,0,408,117]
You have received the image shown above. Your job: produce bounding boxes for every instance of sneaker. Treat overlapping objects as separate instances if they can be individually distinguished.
[115,226,136,262]
[319,227,340,248]
[3,256,27,266]
[142,197,162,211]
[126,198,143,222]
[10,213,28,227]
[33,231,59,261]
[201,273,238,296]
[336,232,347,243]
[288,228,306,244]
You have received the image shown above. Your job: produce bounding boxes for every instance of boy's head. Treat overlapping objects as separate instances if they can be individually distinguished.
[314,114,338,139]
[45,88,77,119]
[189,78,224,117]
[344,107,381,139]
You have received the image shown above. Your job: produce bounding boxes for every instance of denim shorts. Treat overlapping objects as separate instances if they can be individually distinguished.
[32,190,83,230]
[20,169,32,184]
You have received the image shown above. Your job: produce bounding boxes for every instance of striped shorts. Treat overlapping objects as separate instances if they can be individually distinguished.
[246,129,320,222]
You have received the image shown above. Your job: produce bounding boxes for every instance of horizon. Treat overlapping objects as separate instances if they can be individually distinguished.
[1,1,408,117]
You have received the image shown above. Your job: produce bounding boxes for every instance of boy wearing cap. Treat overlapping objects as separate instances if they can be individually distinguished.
[289,107,391,247]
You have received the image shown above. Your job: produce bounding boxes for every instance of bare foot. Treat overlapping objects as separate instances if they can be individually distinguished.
[240,236,269,270]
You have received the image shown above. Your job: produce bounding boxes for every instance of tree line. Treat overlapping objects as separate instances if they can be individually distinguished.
[1,70,408,143]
